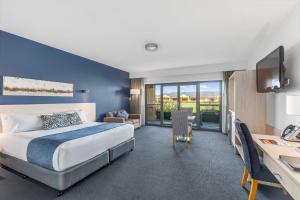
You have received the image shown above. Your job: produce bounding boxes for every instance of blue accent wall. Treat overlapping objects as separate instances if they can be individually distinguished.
[0,30,130,121]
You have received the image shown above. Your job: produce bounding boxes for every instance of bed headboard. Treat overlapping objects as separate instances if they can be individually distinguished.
[0,103,96,132]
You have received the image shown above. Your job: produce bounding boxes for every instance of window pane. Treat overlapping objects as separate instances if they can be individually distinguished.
[200,106,220,130]
[199,82,221,104]
[199,82,221,130]
[163,85,178,125]
[180,85,196,113]
[180,84,197,127]
[146,85,161,125]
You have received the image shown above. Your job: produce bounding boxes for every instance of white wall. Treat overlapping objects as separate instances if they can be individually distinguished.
[144,72,223,84]
[130,62,246,81]
[247,4,300,130]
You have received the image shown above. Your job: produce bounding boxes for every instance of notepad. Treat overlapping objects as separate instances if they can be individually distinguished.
[279,155,300,171]
[260,139,278,145]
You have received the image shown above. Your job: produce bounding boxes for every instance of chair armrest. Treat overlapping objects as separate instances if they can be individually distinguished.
[104,117,125,123]
[129,114,141,119]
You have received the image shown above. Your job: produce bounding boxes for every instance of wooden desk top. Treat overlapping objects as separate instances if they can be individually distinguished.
[252,134,300,188]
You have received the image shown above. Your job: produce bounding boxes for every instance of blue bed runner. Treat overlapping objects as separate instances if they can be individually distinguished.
[27,123,125,170]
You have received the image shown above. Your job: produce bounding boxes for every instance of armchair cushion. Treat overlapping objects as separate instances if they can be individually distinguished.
[104,117,125,123]
[116,110,129,119]
[106,112,117,118]
[105,110,141,129]
[128,114,141,119]
[125,119,140,124]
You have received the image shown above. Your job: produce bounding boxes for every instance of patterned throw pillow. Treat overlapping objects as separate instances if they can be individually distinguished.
[67,112,83,125]
[41,112,82,130]
[106,112,114,117]
[116,110,129,119]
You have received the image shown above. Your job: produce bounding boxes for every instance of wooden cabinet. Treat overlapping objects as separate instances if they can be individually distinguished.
[228,70,266,152]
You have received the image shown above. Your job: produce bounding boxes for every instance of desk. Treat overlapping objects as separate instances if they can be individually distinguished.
[252,134,300,200]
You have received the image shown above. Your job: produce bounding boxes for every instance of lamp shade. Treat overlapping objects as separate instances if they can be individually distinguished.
[130,89,140,95]
[286,95,300,115]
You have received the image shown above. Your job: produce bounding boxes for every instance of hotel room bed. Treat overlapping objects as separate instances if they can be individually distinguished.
[0,122,134,171]
[0,114,135,194]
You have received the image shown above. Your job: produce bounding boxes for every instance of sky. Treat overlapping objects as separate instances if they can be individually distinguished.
[155,82,220,95]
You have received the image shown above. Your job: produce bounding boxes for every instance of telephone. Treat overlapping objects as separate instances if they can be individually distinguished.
[281,124,300,142]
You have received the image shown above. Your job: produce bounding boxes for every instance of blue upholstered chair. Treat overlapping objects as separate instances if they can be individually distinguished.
[234,119,281,200]
[171,110,192,145]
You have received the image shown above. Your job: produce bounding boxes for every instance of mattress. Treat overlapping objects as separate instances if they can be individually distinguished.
[0,122,134,171]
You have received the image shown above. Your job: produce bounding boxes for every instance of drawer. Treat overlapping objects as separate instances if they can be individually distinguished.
[263,154,300,200]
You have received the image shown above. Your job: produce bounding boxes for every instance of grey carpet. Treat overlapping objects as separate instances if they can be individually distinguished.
[0,126,293,200]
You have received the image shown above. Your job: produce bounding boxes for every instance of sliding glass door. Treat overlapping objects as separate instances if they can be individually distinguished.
[146,85,161,125]
[162,85,178,125]
[145,81,222,131]
[199,82,222,131]
[179,84,197,127]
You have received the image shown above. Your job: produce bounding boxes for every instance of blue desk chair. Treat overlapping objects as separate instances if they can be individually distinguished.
[235,119,281,200]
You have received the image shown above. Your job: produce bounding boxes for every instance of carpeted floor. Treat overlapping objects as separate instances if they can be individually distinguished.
[0,126,293,200]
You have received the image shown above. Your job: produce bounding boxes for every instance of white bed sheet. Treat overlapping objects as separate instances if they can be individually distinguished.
[0,122,134,171]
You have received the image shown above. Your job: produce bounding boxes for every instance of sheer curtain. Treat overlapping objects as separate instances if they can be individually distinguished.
[223,71,234,134]
[130,78,145,126]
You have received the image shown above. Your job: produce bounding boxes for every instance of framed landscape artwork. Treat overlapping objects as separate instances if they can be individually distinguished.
[3,76,73,97]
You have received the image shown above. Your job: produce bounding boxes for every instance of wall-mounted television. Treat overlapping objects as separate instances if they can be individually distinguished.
[256,46,286,93]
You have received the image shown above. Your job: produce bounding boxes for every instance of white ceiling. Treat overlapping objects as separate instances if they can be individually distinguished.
[0,0,299,74]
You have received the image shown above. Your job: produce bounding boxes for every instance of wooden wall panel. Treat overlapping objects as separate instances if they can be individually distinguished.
[230,70,266,135]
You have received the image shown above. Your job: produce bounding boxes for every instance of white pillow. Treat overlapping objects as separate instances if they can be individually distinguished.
[1,114,43,133]
[76,110,88,123]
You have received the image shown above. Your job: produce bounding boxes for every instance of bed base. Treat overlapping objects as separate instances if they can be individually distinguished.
[109,137,135,162]
[0,137,135,195]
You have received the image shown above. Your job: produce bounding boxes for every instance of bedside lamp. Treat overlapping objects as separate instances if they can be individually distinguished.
[286,95,300,115]
[79,89,90,94]
[130,89,141,113]
[79,89,90,103]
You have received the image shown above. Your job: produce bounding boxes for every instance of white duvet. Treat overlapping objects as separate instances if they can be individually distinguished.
[0,122,134,171]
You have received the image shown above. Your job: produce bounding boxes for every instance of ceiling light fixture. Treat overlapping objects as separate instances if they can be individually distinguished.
[145,43,158,51]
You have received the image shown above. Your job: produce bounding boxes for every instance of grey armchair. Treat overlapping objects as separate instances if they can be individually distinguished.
[104,111,141,129]
[171,110,192,145]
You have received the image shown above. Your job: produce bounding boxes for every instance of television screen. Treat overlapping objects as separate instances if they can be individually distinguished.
[256,46,284,93]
